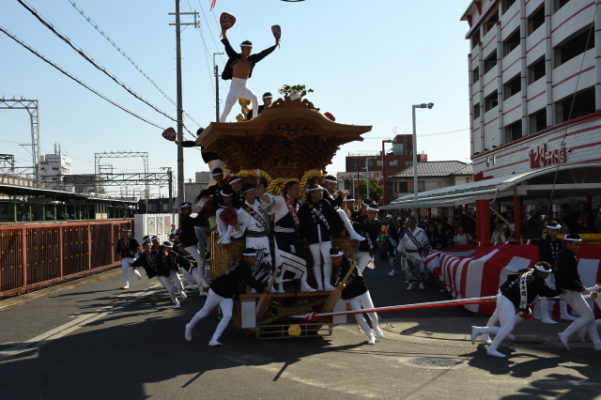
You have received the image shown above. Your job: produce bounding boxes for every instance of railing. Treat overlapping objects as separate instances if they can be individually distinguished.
[0,219,133,297]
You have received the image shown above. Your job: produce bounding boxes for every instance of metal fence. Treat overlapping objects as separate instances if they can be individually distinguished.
[0,219,132,297]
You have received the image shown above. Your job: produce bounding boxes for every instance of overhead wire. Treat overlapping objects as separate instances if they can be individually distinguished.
[0,25,165,130]
[64,0,203,131]
[16,0,178,124]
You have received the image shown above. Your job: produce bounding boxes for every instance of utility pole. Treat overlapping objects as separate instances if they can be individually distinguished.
[213,52,224,122]
[365,157,370,200]
[169,2,199,206]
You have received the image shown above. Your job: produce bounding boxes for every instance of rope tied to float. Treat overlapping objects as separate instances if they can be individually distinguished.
[293,295,498,321]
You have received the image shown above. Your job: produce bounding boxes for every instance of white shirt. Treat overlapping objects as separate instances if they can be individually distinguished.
[232,200,269,239]
[261,193,300,231]
[396,226,430,254]
[452,233,472,246]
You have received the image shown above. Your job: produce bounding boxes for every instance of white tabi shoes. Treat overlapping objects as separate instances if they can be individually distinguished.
[541,318,558,325]
[367,335,376,345]
[184,323,193,342]
[374,327,385,338]
[208,339,222,347]
[558,332,570,350]
[486,348,506,358]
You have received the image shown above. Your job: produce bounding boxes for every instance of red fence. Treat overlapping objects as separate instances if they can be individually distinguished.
[0,219,133,297]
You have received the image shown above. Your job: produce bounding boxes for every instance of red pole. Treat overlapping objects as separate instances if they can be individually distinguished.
[476,199,491,244]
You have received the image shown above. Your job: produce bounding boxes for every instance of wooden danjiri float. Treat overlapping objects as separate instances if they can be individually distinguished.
[197,95,372,339]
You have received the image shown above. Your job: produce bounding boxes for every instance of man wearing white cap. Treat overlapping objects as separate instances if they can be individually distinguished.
[535,221,574,324]
[259,180,315,292]
[471,261,562,358]
[156,241,187,308]
[219,27,279,122]
[185,248,265,346]
[353,204,382,274]
[322,175,365,242]
[231,184,273,285]
[179,202,210,293]
[556,234,601,351]
[331,247,384,345]
[396,216,431,290]
[115,227,142,289]
[299,184,340,290]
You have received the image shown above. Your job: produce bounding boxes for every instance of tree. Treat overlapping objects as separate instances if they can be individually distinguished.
[355,178,383,203]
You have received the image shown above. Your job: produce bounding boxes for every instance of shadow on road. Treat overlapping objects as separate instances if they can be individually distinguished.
[0,295,362,399]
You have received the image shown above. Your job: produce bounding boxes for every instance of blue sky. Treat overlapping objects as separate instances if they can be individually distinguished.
[1,0,472,196]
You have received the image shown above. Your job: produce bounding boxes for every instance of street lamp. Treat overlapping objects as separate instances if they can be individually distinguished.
[412,102,434,219]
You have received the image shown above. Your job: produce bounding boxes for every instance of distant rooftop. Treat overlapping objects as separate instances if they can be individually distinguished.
[391,161,473,178]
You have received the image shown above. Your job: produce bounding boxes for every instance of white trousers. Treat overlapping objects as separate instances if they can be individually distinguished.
[348,291,380,339]
[187,289,233,343]
[560,291,600,344]
[356,251,372,275]
[121,257,139,288]
[476,294,517,352]
[336,209,361,238]
[219,78,258,122]
[184,246,209,288]
[158,270,185,304]
[308,240,333,290]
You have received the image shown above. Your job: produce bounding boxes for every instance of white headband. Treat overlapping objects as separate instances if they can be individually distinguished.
[219,190,233,197]
[546,224,561,230]
[367,206,380,212]
[343,198,355,202]
[330,250,344,257]
[212,172,224,176]
[242,250,257,256]
[564,237,583,242]
[535,263,552,273]
[229,177,242,184]
[324,178,337,184]
[242,187,255,195]
[306,186,324,193]
[240,43,252,47]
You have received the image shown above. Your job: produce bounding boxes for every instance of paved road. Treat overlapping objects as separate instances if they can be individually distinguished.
[1,260,601,400]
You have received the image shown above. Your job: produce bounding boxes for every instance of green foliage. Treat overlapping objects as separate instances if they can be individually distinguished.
[355,178,383,203]
[278,84,315,98]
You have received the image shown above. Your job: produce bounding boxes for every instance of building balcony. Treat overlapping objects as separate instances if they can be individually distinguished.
[552,48,595,101]
[525,23,546,64]
[551,1,595,46]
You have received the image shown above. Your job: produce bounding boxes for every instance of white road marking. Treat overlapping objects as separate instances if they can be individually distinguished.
[0,283,162,361]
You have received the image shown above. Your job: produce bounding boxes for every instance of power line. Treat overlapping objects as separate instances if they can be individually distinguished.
[362,128,469,139]
[64,0,203,131]
[0,25,165,130]
[17,0,177,124]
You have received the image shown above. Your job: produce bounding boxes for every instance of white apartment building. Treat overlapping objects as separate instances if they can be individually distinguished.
[39,152,72,187]
[386,0,601,241]
[463,0,600,178]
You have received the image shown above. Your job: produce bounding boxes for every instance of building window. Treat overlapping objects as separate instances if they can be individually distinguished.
[485,91,498,111]
[555,87,596,123]
[472,66,480,83]
[503,28,520,56]
[484,51,497,73]
[417,182,426,192]
[483,10,499,35]
[504,120,522,143]
[388,159,399,168]
[398,181,408,193]
[529,108,547,134]
[471,30,481,49]
[554,24,595,67]
[527,5,544,35]
[473,102,481,119]
[553,0,570,13]
[503,74,521,100]
[501,0,516,14]
[528,56,545,84]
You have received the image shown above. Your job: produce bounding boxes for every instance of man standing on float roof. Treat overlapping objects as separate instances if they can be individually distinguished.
[219,27,279,122]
